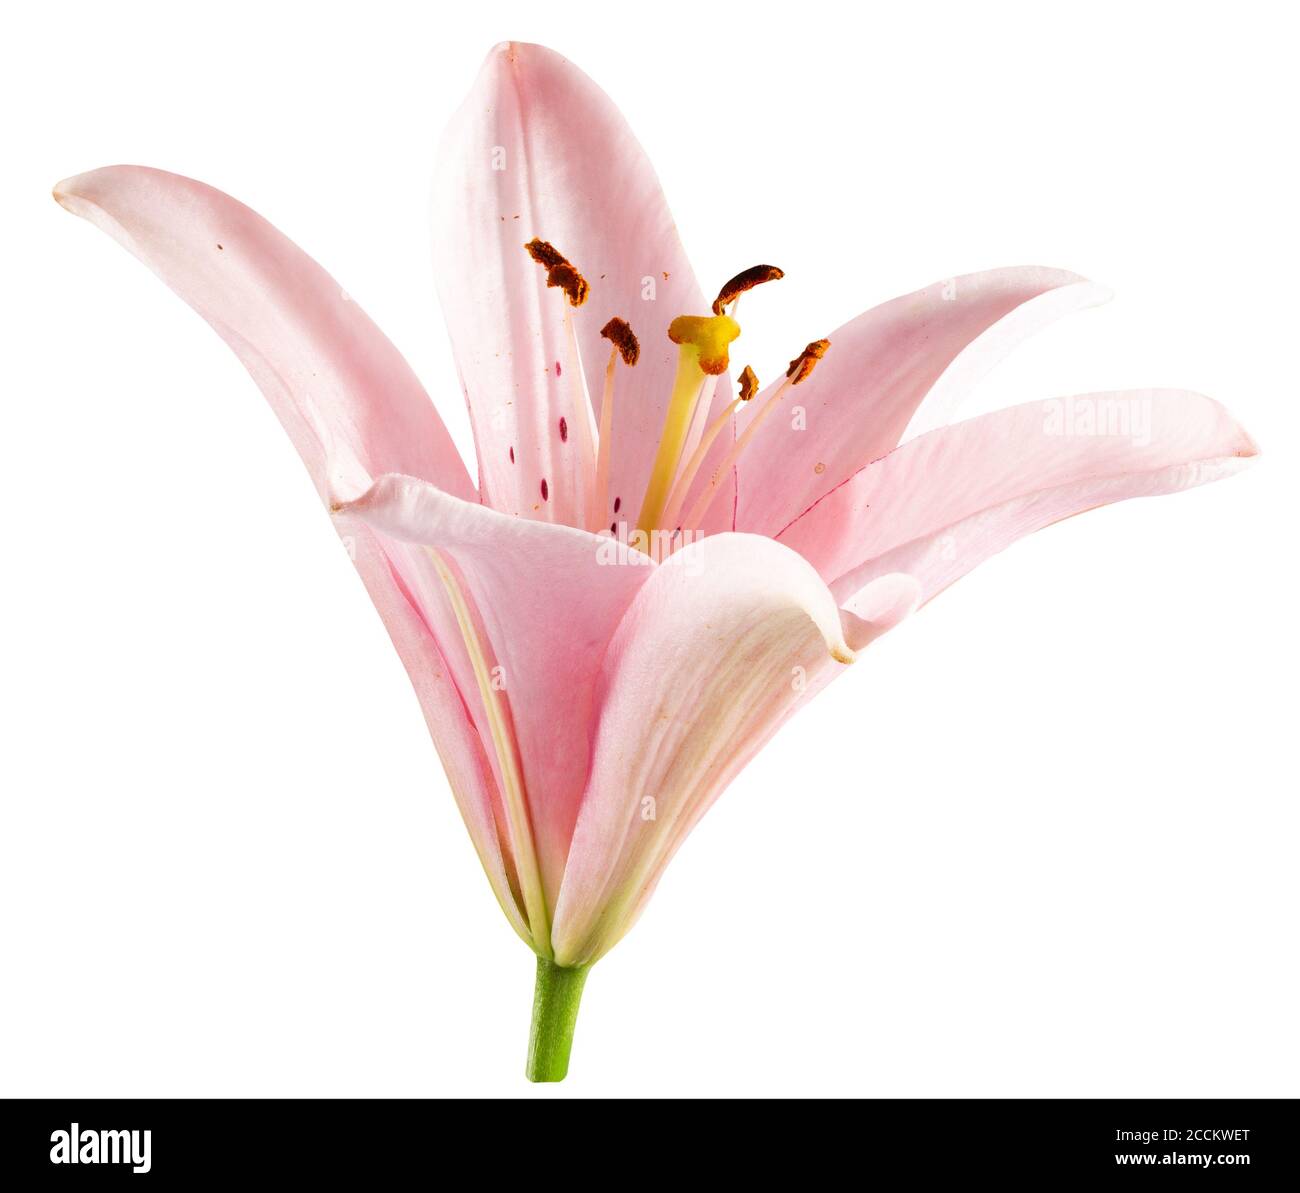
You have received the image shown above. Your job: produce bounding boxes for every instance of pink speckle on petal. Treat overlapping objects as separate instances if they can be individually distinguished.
[555,361,562,377]
[540,478,549,501]
[559,417,568,442]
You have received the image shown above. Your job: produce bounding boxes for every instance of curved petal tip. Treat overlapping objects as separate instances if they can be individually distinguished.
[484,39,552,65]
[839,573,922,651]
[52,174,89,214]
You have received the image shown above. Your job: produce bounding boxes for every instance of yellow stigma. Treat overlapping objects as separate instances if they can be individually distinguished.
[667,314,741,376]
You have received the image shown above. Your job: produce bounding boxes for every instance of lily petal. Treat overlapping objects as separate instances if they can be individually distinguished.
[348,526,532,946]
[776,390,1258,604]
[731,267,1107,537]
[53,165,474,503]
[549,533,859,967]
[839,572,923,651]
[336,475,650,923]
[433,42,724,529]
[51,166,527,938]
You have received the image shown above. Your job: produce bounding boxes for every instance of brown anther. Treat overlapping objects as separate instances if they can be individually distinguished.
[600,317,641,366]
[546,262,589,306]
[711,264,785,315]
[786,338,831,384]
[524,238,590,306]
[737,365,760,401]
[524,238,566,270]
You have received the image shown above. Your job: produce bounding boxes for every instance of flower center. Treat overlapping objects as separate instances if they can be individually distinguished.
[523,245,829,541]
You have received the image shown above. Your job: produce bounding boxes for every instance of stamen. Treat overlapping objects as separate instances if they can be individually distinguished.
[521,238,598,524]
[592,317,640,530]
[523,238,589,306]
[660,366,761,531]
[786,338,830,384]
[558,304,598,524]
[711,264,784,315]
[600,316,640,366]
[680,338,831,530]
[524,238,566,270]
[546,262,588,306]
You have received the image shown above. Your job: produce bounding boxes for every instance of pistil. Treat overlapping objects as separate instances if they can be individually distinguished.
[635,314,739,535]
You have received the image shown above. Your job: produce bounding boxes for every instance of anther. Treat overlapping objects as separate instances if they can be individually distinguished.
[600,317,640,366]
[524,238,590,307]
[524,238,566,270]
[738,365,760,401]
[546,262,589,306]
[712,264,784,315]
[786,338,830,384]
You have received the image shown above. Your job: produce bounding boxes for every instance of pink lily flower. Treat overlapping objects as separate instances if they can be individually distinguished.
[55,41,1256,1082]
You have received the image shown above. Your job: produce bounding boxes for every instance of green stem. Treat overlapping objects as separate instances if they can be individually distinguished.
[526,957,590,1082]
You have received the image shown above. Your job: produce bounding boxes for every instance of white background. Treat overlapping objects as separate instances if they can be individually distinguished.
[3,0,1296,1097]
